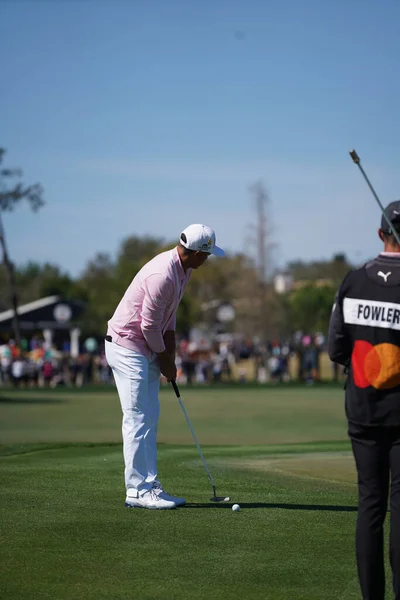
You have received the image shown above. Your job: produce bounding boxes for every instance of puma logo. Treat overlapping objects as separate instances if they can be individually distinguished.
[378,271,392,282]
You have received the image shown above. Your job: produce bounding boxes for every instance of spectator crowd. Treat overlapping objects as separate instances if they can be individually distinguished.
[0,331,342,389]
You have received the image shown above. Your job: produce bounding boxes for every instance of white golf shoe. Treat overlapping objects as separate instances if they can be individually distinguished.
[151,480,186,507]
[125,488,176,510]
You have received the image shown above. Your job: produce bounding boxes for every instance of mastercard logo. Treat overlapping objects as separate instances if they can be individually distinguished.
[352,341,400,390]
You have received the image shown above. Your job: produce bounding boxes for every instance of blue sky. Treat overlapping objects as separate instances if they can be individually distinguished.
[1,0,400,277]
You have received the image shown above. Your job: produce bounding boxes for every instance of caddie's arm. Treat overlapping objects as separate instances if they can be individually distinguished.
[327,286,352,367]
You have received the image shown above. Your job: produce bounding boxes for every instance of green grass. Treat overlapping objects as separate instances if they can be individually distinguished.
[0,384,383,599]
[0,383,349,446]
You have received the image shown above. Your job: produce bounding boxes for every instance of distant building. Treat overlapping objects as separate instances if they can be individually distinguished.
[274,273,335,294]
[274,273,294,294]
[0,295,86,356]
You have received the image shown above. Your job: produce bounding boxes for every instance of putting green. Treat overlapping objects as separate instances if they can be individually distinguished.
[217,452,356,485]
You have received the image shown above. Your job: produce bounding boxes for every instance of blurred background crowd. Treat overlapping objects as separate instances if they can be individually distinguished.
[0,330,345,389]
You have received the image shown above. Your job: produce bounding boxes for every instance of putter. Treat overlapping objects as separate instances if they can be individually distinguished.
[349,149,400,245]
[171,380,230,503]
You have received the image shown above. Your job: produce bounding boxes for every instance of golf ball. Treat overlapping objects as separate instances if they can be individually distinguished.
[232,504,241,512]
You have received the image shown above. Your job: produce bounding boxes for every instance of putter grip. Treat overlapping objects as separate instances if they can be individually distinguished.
[349,149,360,164]
[171,380,180,398]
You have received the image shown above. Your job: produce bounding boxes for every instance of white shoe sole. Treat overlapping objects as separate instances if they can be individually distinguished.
[124,501,176,510]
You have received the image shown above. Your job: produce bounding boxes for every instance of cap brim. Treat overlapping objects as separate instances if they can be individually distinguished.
[211,245,225,257]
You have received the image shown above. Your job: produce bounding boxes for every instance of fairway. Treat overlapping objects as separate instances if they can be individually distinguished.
[0,384,385,599]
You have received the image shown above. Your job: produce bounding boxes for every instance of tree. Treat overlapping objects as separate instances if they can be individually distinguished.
[115,235,165,292]
[0,264,10,312]
[248,181,276,338]
[76,253,122,336]
[0,148,45,345]
[16,262,77,303]
[117,235,165,265]
[287,254,353,287]
[185,253,261,336]
[289,284,336,334]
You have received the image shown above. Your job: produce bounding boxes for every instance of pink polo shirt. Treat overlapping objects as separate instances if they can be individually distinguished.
[107,247,191,359]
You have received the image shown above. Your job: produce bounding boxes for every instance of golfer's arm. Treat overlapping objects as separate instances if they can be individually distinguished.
[163,330,176,360]
[140,275,172,354]
[141,316,166,354]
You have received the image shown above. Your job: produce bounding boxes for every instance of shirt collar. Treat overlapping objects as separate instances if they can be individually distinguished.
[380,252,400,257]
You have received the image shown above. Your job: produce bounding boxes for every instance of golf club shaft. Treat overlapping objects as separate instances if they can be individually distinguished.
[349,149,400,245]
[171,380,216,492]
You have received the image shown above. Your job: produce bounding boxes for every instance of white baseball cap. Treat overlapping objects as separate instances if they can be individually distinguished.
[179,224,225,257]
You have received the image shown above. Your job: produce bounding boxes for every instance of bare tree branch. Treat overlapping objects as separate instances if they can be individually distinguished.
[0,148,45,345]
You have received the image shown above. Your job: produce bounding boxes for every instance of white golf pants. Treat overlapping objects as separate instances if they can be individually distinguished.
[105,341,160,495]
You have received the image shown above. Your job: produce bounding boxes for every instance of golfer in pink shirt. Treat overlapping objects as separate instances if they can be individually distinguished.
[105,224,225,509]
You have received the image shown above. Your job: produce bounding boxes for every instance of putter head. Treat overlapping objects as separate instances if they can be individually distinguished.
[349,149,360,164]
[210,496,231,503]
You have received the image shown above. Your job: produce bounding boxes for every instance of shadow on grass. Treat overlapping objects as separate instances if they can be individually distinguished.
[185,502,358,512]
[0,396,65,404]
